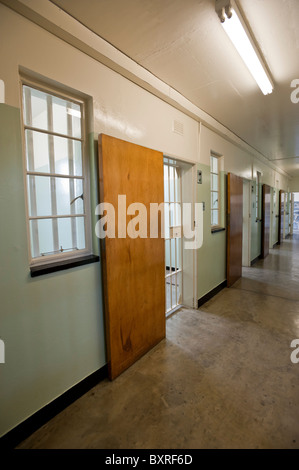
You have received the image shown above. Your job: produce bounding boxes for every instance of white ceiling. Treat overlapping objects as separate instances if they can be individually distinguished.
[50,0,299,177]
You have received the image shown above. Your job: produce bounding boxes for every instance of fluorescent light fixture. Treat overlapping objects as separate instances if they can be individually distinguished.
[216,0,273,95]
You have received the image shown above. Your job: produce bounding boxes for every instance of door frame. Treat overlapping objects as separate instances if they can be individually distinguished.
[242,178,251,267]
[163,156,197,310]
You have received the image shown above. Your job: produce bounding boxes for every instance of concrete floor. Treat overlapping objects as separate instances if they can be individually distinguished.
[17,237,299,449]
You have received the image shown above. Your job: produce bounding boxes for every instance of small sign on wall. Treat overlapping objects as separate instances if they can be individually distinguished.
[197,170,202,184]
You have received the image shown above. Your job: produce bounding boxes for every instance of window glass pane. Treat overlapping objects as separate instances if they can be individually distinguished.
[211,191,219,209]
[68,102,82,139]
[25,130,50,173]
[27,175,52,217]
[23,86,48,130]
[73,140,83,176]
[75,217,86,250]
[29,218,54,256]
[211,156,218,173]
[23,85,82,139]
[211,173,218,191]
[52,136,83,176]
[211,210,219,226]
[52,96,68,136]
[52,95,82,138]
[57,217,72,251]
[56,177,84,216]
[57,217,85,251]
[53,135,69,175]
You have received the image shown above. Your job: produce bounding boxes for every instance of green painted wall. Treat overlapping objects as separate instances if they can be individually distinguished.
[0,104,106,437]
[197,163,226,300]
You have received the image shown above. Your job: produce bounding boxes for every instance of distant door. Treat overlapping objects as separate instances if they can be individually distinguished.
[261,184,271,258]
[98,134,165,380]
[272,188,279,246]
[242,179,251,267]
[227,173,243,287]
[278,190,284,245]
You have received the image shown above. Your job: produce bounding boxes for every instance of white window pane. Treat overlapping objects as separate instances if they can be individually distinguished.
[52,136,83,176]
[75,217,86,250]
[73,140,83,176]
[52,95,82,138]
[53,135,69,175]
[52,96,68,136]
[211,156,218,173]
[211,174,218,191]
[212,210,219,226]
[23,86,48,130]
[211,191,219,209]
[57,217,85,251]
[56,178,84,216]
[27,176,52,217]
[68,102,82,139]
[29,219,54,256]
[25,130,50,173]
[57,217,72,250]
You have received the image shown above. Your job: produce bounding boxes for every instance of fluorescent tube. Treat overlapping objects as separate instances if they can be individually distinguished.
[222,8,273,95]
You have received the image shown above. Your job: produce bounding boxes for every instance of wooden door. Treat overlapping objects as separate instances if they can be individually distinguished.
[261,184,271,258]
[98,134,165,380]
[278,190,284,245]
[227,173,243,287]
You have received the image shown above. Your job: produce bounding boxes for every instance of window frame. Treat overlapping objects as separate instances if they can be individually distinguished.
[20,76,93,267]
[210,153,222,229]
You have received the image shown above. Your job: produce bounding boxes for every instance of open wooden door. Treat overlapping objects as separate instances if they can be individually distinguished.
[98,134,165,380]
[261,184,271,258]
[227,173,243,287]
[278,190,284,245]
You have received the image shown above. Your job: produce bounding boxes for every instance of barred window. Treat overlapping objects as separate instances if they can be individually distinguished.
[22,82,90,263]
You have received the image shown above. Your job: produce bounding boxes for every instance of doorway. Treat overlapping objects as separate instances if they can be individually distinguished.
[242,179,251,267]
[163,157,196,316]
[293,193,299,234]
[164,160,182,316]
